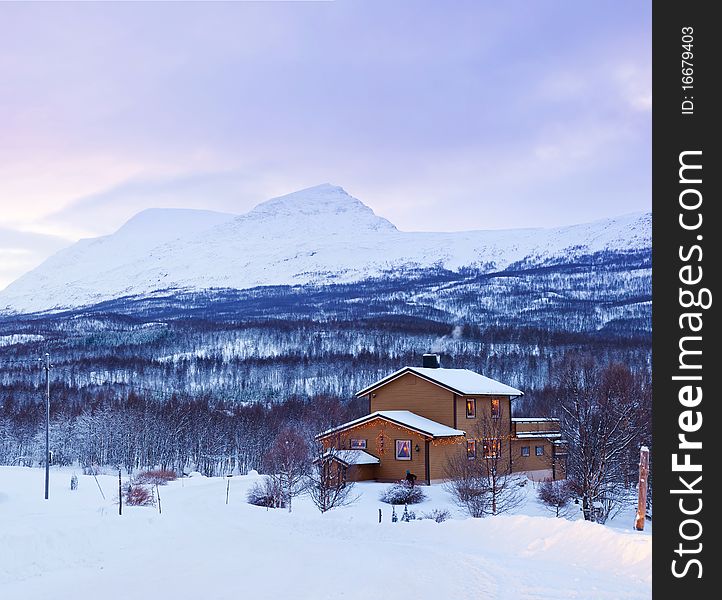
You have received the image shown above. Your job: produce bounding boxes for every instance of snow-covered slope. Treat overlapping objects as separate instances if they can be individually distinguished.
[0,184,651,314]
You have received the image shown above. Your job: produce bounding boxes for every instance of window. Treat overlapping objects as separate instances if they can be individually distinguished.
[491,398,500,419]
[395,439,412,460]
[482,439,500,459]
[466,398,476,418]
[521,446,530,457]
[350,439,367,449]
[535,446,544,456]
[466,440,476,460]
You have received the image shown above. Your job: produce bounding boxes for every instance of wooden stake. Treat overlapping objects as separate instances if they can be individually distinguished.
[634,446,649,531]
[118,469,123,516]
[93,473,106,500]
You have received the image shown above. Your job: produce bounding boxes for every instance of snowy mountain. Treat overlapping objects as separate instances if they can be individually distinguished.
[0,184,651,314]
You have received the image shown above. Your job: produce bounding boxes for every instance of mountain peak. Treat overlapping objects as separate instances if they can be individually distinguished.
[0,182,650,314]
[242,183,398,233]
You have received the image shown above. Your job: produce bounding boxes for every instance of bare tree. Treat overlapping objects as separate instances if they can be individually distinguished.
[537,479,573,518]
[559,361,647,523]
[261,427,309,513]
[305,441,359,513]
[445,409,524,517]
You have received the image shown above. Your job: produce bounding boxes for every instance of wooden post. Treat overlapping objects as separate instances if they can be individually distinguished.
[378,508,382,523]
[226,478,230,505]
[118,469,123,516]
[634,446,649,531]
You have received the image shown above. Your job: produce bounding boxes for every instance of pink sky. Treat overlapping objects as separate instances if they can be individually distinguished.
[0,1,650,289]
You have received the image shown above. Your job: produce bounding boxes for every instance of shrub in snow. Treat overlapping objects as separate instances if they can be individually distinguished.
[443,449,524,518]
[391,506,398,522]
[125,484,155,507]
[70,474,78,491]
[537,479,574,518]
[379,481,426,505]
[136,469,177,485]
[420,508,451,523]
[247,476,285,509]
[400,505,416,522]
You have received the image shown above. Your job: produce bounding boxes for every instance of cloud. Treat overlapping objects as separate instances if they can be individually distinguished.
[0,1,651,271]
[0,229,73,290]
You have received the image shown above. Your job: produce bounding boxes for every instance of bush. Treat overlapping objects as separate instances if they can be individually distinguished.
[125,484,155,507]
[400,505,416,522]
[379,481,427,505]
[136,469,178,485]
[247,477,285,509]
[537,479,574,518]
[420,508,451,523]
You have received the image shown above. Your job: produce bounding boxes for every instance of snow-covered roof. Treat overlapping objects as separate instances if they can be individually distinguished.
[317,410,465,439]
[514,432,562,440]
[321,449,380,466]
[511,417,558,423]
[356,367,523,397]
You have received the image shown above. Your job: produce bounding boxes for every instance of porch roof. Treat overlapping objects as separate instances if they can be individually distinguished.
[317,410,465,440]
[320,449,380,466]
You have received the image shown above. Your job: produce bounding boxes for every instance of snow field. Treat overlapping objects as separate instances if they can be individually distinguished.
[0,466,651,600]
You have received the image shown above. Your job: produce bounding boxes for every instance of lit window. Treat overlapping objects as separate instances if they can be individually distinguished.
[395,439,412,461]
[350,439,367,449]
[466,398,476,418]
[521,446,530,457]
[535,446,544,456]
[491,398,500,419]
[467,440,476,460]
[482,439,500,459]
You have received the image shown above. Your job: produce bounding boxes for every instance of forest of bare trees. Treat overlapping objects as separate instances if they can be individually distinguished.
[557,360,651,522]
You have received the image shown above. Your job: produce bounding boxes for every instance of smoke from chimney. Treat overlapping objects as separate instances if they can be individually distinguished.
[430,325,463,354]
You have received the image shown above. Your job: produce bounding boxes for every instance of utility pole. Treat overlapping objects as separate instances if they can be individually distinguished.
[42,352,51,500]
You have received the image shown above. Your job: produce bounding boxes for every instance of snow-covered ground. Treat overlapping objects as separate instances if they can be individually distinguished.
[0,466,651,599]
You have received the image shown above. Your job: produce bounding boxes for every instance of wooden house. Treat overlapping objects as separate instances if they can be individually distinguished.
[316,354,566,484]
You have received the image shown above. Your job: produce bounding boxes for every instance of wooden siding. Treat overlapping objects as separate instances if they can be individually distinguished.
[428,438,512,481]
[321,416,471,483]
[346,463,377,482]
[456,396,511,428]
[322,418,428,482]
[511,438,566,479]
[369,371,455,427]
[428,438,466,481]
[513,419,560,435]
[455,396,513,439]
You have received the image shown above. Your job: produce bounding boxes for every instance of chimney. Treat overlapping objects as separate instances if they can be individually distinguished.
[422,353,441,369]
